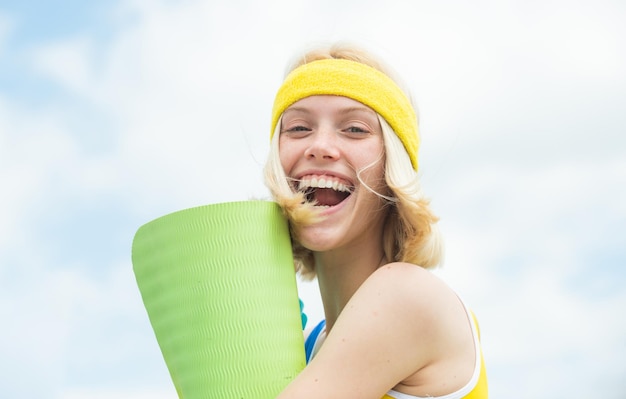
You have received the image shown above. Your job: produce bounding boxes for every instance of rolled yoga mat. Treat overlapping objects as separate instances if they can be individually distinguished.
[131,201,305,398]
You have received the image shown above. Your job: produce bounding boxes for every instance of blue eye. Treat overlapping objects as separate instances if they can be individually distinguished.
[345,126,367,133]
[287,126,310,132]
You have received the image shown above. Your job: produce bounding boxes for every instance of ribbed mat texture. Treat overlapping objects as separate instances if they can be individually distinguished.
[132,201,305,398]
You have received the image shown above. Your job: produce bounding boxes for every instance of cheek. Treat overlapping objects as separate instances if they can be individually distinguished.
[278,137,297,174]
[357,140,384,166]
[360,142,386,187]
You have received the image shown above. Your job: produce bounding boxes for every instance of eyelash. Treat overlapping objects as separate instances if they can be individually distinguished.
[287,126,311,132]
[282,124,370,134]
[344,126,368,133]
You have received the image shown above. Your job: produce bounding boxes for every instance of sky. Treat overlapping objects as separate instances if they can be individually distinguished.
[0,0,625,398]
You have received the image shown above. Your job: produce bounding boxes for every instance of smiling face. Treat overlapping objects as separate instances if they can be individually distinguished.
[279,95,389,253]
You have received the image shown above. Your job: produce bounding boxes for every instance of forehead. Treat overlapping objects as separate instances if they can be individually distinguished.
[284,95,377,117]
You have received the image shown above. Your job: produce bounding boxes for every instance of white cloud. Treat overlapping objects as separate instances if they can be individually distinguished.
[0,98,79,252]
[29,37,96,96]
[433,154,626,397]
[2,0,625,398]
[0,254,177,398]
[26,0,292,219]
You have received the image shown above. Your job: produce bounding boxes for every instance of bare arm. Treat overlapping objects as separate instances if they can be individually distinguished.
[278,263,462,399]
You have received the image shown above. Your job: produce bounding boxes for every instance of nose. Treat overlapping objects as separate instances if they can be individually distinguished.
[304,125,340,161]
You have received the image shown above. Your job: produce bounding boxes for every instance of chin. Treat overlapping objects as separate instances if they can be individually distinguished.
[293,224,344,252]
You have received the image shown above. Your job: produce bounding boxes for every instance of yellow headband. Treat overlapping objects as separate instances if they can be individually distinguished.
[271,58,419,170]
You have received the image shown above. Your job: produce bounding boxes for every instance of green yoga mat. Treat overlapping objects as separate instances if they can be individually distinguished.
[132,201,305,398]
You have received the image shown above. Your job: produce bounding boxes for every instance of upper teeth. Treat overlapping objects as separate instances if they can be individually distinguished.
[298,177,351,192]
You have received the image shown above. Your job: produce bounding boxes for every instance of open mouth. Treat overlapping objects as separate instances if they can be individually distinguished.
[297,175,353,207]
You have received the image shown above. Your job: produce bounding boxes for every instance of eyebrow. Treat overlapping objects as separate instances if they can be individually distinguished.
[284,105,376,116]
[337,106,376,116]
[282,106,311,115]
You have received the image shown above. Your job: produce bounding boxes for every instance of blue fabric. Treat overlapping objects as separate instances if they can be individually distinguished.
[304,319,326,364]
[299,299,308,330]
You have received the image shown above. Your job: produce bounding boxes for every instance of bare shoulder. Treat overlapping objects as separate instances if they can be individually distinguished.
[362,262,477,395]
[336,261,469,359]
[277,262,473,399]
[366,261,472,337]
[362,261,460,319]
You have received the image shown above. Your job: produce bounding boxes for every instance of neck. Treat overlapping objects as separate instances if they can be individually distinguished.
[314,238,387,332]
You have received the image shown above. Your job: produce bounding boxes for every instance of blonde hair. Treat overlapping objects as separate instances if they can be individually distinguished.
[264,43,443,279]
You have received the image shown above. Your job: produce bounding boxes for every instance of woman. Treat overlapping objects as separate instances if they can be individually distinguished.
[264,43,488,399]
